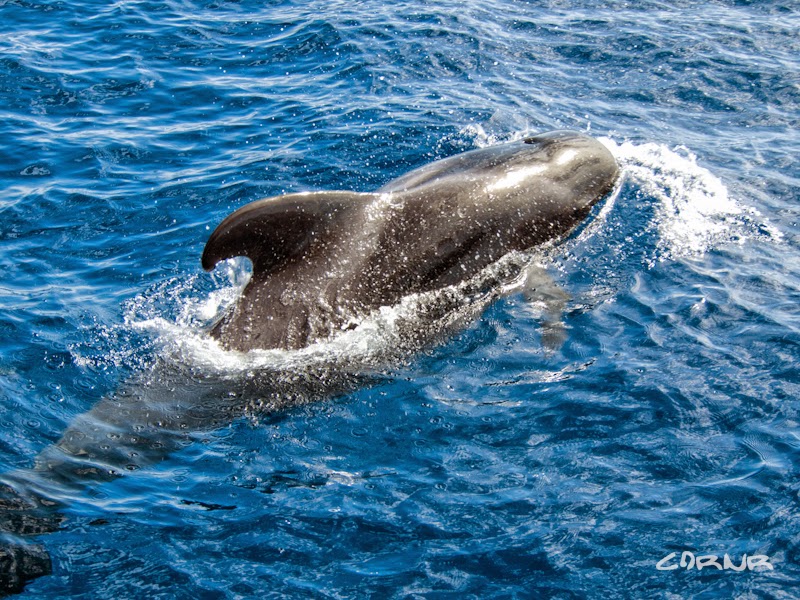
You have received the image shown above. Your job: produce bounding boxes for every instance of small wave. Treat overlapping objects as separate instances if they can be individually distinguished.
[599,137,781,260]
[117,250,540,377]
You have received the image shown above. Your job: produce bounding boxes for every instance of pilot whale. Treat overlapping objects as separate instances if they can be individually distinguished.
[0,131,618,595]
[203,130,619,352]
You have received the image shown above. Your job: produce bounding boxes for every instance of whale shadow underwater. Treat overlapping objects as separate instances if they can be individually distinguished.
[0,130,618,595]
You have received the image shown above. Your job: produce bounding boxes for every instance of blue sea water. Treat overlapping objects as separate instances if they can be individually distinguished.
[1,0,799,597]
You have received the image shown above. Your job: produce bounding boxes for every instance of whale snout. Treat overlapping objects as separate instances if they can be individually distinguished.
[538,131,619,212]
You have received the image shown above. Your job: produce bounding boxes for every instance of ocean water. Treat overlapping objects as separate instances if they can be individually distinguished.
[1,0,799,597]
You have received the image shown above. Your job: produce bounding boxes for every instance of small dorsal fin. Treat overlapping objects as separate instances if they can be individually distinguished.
[202,191,375,278]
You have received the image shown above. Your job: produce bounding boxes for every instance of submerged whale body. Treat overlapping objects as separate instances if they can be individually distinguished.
[203,131,619,352]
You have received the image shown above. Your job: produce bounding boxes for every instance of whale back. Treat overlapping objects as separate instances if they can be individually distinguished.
[202,132,619,352]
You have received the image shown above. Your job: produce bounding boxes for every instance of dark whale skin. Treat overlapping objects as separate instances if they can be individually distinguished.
[202,131,619,352]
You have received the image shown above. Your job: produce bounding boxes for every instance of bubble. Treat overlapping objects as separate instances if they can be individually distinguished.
[599,137,780,260]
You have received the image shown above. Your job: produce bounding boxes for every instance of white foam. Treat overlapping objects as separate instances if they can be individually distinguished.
[599,137,780,260]
[112,248,535,377]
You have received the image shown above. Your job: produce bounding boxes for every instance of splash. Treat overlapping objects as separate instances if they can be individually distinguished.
[454,125,779,262]
[114,250,536,377]
[72,254,471,378]
[450,123,530,149]
[599,137,780,260]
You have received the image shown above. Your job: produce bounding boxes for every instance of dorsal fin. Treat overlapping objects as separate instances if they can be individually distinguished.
[202,191,375,278]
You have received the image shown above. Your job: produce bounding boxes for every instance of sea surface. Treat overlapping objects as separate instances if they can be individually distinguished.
[1,0,799,597]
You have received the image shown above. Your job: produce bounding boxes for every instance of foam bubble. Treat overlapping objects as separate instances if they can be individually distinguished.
[114,249,537,378]
[599,137,780,260]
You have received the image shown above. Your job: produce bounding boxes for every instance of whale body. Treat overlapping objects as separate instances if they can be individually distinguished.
[0,131,619,594]
[202,131,619,352]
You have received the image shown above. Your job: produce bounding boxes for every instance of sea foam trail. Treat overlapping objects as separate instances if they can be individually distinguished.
[599,137,780,261]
